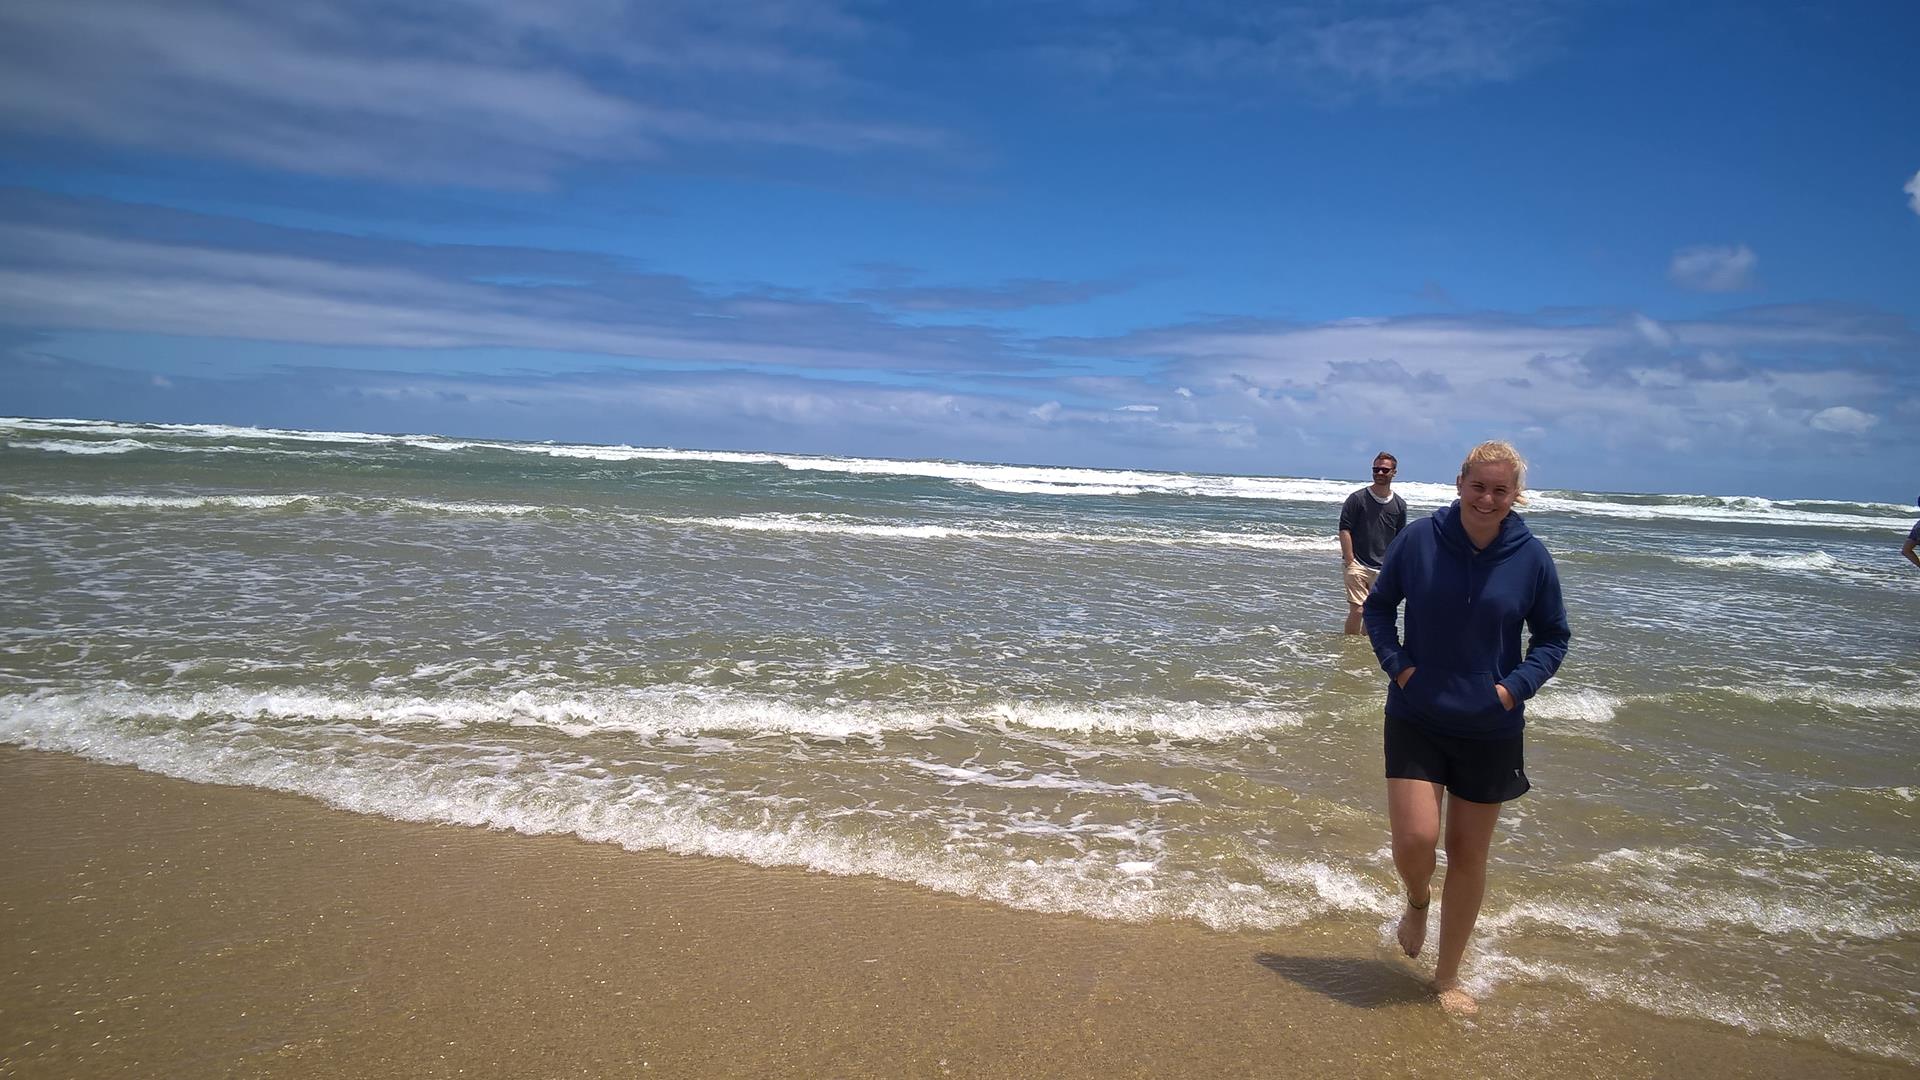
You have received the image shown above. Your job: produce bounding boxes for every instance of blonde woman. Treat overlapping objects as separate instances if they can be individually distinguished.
[1361,441,1571,1015]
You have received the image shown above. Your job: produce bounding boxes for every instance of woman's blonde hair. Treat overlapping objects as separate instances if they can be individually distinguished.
[1458,440,1529,506]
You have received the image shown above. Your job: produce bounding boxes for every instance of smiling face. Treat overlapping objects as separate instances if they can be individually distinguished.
[1457,460,1521,531]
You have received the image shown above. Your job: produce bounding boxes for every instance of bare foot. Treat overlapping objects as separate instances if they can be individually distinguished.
[1395,897,1430,958]
[1432,983,1479,1017]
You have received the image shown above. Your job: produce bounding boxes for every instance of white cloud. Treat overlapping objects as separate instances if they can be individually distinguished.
[1046,304,1917,492]
[1030,0,1571,100]
[1808,405,1877,434]
[1117,404,1159,412]
[1302,3,1558,90]
[0,0,948,187]
[1906,169,1920,217]
[1632,313,1675,349]
[1669,245,1758,293]
[1129,317,1614,388]
[0,213,1020,373]
[1693,351,1740,375]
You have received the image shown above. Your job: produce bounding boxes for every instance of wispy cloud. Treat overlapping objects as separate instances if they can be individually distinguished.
[1808,405,1876,435]
[1048,305,1918,487]
[0,0,950,187]
[849,276,1134,312]
[1669,244,1758,293]
[1299,1,1563,90]
[1906,169,1920,217]
[2,348,1249,469]
[1018,0,1572,101]
[0,192,1025,372]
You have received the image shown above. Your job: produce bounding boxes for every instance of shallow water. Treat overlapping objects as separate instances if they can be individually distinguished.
[3,416,1916,1066]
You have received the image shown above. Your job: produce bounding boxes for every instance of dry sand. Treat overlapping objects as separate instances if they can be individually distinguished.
[1,746,1906,1079]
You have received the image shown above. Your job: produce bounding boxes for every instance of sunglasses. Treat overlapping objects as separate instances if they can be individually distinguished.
[1372,466,1394,473]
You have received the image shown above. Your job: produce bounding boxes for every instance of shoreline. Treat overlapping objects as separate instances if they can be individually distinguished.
[1,745,1908,1079]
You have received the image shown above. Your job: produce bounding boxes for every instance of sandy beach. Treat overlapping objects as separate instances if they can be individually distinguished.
[1,747,1907,1079]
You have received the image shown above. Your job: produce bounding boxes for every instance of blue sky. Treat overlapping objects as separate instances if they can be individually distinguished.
[1,0,1915,499]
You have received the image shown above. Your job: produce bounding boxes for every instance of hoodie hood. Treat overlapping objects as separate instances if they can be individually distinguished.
[1433,500,1535,564]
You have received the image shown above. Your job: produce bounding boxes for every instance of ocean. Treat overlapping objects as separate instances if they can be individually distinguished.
[3,415,1916,1067]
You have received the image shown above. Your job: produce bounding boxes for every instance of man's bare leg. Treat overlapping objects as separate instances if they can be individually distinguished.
[1430,793,1503,1016]
[1386,778,1443,956]
[1344,605,1365,635]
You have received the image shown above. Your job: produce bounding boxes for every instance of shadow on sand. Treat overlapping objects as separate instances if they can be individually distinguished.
[1254,953,1432,1008]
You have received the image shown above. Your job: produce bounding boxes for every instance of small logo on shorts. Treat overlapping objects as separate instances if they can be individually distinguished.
[1513,769,1524,778]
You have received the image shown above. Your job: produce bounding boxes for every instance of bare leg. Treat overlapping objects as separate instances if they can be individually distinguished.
[1430,794,1503,1016]
[1386,778,1443,956]
[1344,604,1365,635]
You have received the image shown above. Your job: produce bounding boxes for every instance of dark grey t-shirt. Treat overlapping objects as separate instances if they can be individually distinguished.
[1339,488,1408,569]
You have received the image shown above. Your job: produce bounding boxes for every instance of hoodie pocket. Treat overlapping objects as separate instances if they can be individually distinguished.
[1408,669,1504,722]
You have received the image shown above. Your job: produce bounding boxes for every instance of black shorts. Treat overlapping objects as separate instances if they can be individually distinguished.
[1383,713,1530,804]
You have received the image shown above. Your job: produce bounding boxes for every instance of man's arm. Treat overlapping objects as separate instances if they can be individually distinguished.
[1904,539,1920,569]
[1337,494,1359,565]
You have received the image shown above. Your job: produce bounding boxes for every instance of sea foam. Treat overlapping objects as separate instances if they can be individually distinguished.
[16,492,315,510]
[0,686,1304,745]
[1672,550,1856,575]
[899,758,1194,803]
[0,692,1365,936]
[987,700,1302,741]
[1484,954,1917,1066]
[1722,684,1920,714]
[1526,688,1620,723]
[8,492,555,517]
[7,438,156,454]
[672,513,1335,552]
[0,687,935,741]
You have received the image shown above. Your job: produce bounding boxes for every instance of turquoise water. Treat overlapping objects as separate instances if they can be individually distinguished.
[3,416,1917,1065]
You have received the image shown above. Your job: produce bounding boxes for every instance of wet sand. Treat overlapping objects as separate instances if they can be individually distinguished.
[1,746,1908,1079]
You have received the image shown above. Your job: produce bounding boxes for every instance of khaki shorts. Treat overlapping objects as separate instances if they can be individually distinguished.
[1344,562,1379,607]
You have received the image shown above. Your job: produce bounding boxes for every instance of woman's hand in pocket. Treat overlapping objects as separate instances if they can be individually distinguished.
[1495,683,1515,710]
[1395,667,1417,689]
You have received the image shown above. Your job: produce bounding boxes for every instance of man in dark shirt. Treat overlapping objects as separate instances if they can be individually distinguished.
[1339,452,1408,634]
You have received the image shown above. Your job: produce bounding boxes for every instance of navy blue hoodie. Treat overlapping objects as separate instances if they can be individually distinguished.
[1362,501,1570,739]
